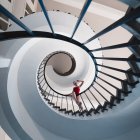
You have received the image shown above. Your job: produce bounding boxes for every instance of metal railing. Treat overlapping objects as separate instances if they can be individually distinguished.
[0,1,140,116]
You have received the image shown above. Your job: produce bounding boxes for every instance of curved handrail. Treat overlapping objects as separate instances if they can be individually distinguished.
[37,50,97,96]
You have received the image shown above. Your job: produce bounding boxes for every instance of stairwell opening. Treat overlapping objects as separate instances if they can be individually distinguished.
[46,51,76,76]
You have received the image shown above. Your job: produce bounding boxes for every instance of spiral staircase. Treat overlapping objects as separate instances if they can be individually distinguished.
[0,0,140,140]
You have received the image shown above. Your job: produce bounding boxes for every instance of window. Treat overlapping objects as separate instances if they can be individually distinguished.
[25,11,28,16]
[0,13,9,21]
[0,13,9,31]
[31,0,35,4]
[0,19,8,31]
[24,3,33,16]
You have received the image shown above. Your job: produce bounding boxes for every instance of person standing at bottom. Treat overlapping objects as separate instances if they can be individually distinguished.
[69,80,84,110]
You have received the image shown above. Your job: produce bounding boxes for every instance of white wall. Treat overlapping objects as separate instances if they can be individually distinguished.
[0,68,31,140]
[0,0,13,12]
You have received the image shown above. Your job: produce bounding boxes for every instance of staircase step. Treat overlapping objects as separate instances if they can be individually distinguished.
[74,110,81,116]
[128,60,140,76]
[101,102,109,112]
[116,90,124,103]
[59,108,66,112]
[121,82,132,96]
[125,71,139,87]
[65,110,73,114]
[87,108,95,115]
[48,102,54,106]
[79,110,88,116]
[123,20,140,40]
[53,106,60,109]
[95,105,101,114]
[109,97,116,108]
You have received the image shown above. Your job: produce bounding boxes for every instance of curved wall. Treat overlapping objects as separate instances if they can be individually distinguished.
[7,31,140,140]
[0,8,140,140]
